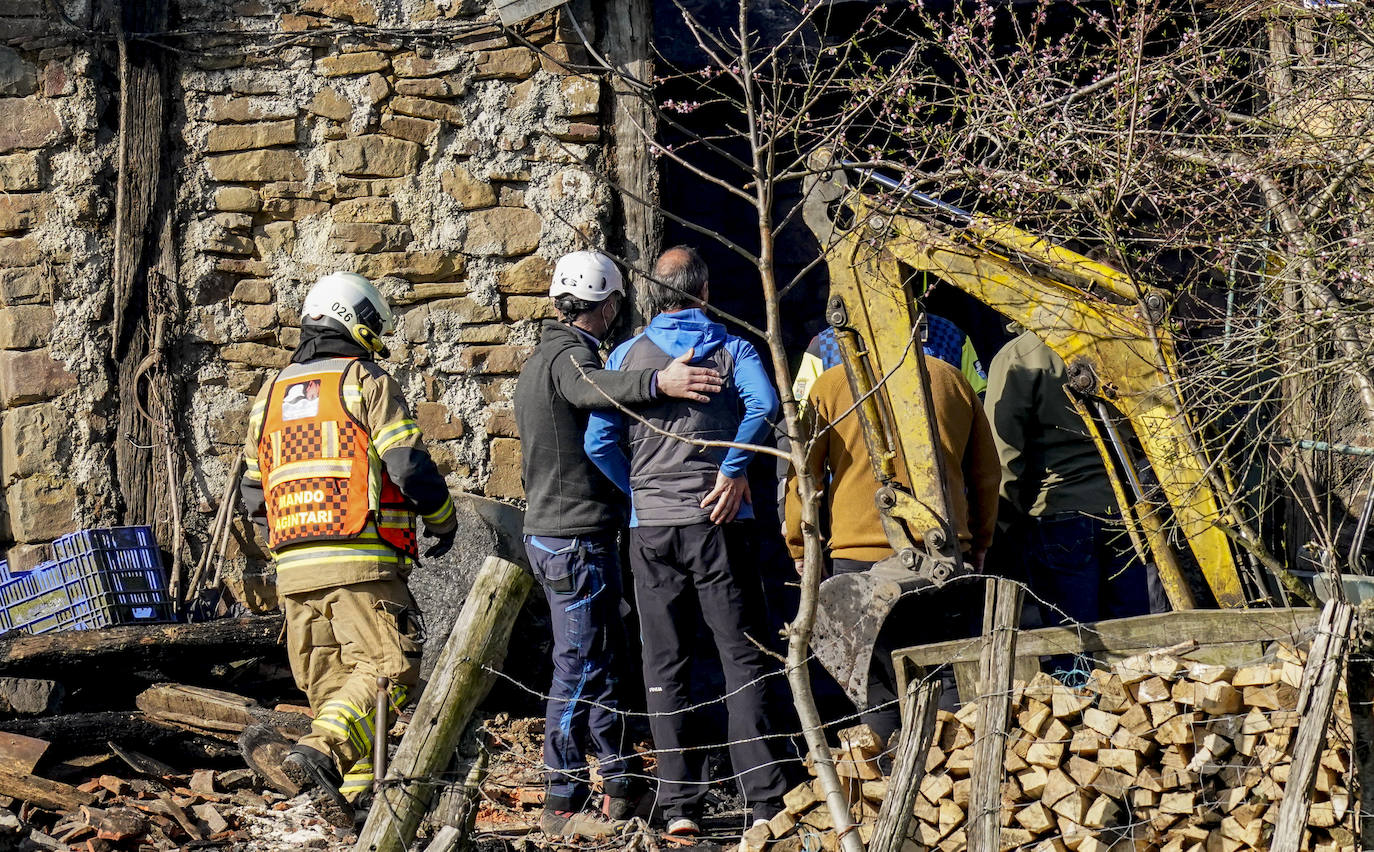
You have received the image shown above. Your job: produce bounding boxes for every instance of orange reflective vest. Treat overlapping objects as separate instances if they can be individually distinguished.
[256,358,418,558]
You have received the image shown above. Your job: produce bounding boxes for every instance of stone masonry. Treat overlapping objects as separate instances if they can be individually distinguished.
[0,0,610,587]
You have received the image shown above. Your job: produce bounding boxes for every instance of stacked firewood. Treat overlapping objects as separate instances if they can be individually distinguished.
[755,644,1357,852]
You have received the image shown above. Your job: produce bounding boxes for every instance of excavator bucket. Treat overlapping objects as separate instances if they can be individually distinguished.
[813,564,935,706]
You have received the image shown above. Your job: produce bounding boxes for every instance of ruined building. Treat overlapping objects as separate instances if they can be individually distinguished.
[0,0,653,597]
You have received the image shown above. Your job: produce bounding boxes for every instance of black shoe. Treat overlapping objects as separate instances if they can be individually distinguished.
[282,745,355,830]
[751,800,784,825]
[603,778,647,820]
[604,793,636,820]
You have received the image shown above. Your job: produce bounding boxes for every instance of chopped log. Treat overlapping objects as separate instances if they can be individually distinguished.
[769,809,797,838]
[353,556,532,852]
[1272,599,1353,852]
[0,731,48,775]
[784,782,822,814]
[136,685,255,731]
[968,579,1021,852]
[869,677,941,852]
[0,767,95,811]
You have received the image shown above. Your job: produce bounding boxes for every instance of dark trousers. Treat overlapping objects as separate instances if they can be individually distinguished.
[1025,513,1150,626]
[629,522,792,820]
[525,532,636,809]
[831,560,981,743]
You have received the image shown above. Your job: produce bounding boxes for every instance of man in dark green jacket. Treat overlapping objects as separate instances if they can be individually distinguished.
[513,251,721,839]
[984,330,1151,633]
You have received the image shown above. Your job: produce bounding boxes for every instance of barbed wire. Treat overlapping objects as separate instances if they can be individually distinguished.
[361,573,1368,851]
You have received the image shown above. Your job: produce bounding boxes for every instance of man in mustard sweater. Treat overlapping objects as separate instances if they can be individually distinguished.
[783,358,1000,740]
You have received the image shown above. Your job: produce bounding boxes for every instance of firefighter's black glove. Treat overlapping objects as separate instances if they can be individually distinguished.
[424,526,457,559]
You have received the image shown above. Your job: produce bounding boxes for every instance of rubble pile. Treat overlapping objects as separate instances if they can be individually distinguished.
[0,617,359,851]
[759,644,1359,852]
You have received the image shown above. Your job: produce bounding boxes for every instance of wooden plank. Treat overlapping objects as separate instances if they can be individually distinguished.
[353,556,532,852]
[1,712,236,766]
[603,0,660,327]
[422,825,461,852]
[894,608,1319,672]
[968,579,1022,852]
[868,677,941,852]
[0,767,96,811]
[0,730,49,775]
[1271,599,1353,852]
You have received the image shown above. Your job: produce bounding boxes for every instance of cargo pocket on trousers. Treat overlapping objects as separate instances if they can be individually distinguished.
[375,599,423,685]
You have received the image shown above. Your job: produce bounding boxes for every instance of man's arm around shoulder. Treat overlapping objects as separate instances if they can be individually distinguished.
[582,340,637,495]
[551,334,724,410]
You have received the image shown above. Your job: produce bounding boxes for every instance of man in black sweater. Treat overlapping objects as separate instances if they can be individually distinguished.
[513,251,721,839]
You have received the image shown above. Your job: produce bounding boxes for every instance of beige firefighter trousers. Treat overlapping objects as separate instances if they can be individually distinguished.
[282,578,422,800]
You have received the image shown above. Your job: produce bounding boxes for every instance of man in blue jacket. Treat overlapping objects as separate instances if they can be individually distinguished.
[514,251,723,839]
[585,246,792,836]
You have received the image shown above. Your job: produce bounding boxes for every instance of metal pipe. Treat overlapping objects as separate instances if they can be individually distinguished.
[1347,461,1374,575]
[1094,400,1147,499]
[838,161,975,220]
[374,676,389,794]
[1278,438,1374,457]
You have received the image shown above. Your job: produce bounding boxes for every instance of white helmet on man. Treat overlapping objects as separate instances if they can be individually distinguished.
[300,271,396,356]
[550,251,624,302]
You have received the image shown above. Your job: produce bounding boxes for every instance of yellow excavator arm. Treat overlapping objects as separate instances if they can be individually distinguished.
[799,157,1253,700]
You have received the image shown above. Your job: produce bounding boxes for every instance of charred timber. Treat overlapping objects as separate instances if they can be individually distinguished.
[0,617,284,681]
[0,712,239,767]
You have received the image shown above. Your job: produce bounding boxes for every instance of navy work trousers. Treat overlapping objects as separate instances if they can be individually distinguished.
[525,532,636,810]
[1025,513,1150,626]
[629,521,793,821]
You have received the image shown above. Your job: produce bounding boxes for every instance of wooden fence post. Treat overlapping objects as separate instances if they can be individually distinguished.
[1272,598,1353,852]
[968,578,1022,852]
[868,675,942,852]
[353,556,532,852]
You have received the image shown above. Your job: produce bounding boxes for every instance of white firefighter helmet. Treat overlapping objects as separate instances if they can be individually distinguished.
[550,251,624,302]
[300,271,396,356]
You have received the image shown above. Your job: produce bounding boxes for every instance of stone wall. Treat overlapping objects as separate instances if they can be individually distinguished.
[0,0,611,582]
[0,4,113,571]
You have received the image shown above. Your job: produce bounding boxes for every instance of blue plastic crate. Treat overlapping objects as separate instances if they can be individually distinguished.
[0,526,174,634]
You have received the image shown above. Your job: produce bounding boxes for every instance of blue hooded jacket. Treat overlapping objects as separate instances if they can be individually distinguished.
[584,308,778,525]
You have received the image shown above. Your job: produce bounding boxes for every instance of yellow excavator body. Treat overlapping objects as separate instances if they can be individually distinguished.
[800,156,1252,702]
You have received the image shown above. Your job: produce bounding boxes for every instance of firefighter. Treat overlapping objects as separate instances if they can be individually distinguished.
[240,271,457,827]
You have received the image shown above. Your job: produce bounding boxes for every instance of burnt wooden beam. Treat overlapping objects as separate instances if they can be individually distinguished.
[0,617,283,676]
[0,712,240,767]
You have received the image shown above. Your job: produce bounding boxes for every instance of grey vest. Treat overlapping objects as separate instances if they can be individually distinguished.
[620,336,742,526]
